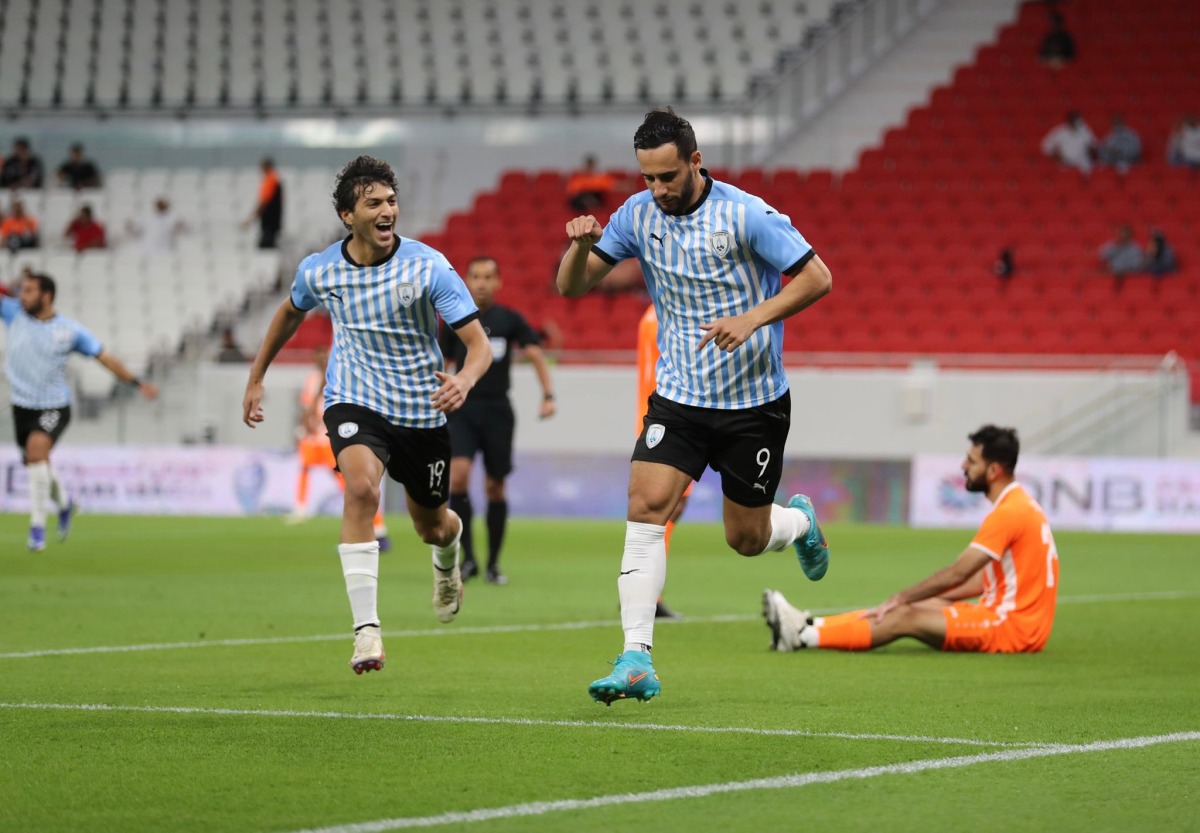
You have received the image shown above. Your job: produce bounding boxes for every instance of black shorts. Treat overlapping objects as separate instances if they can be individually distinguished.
[632,391,791,508]
[446,396,515,479]
[324,403,452,508]
[13,405,72,452]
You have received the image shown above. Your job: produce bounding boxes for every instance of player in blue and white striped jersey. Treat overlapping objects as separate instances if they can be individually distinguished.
[2,272,159,552]
[557,108,835,705]
[242,156,492,675]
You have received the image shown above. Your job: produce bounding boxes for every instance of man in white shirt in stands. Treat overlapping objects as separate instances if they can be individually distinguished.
[1041,111,1097,174]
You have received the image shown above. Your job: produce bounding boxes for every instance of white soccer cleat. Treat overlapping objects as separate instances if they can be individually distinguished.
[432,559,463,623]
[762,588,811,652]
[350,625,385,675]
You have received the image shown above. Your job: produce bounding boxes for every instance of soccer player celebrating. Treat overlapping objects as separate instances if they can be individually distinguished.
[242,156,492,675]
[764,425,1060,654]
[439,256,556,586]
[556,108,834,705]
[2,272,158,551]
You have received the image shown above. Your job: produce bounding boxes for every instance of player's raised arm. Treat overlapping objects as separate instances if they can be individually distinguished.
[555,215,613,297]
[242,296,308,427]
[432,318,492,414]
[95,350,159,400]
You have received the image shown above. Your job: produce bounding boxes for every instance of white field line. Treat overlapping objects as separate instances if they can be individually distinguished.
[0,589,1194,661]
[283,731,1200,833]
[0,702,1046,749]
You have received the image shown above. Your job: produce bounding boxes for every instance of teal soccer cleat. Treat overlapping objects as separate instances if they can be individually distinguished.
[788,494,830,581]
[588,650,661,705]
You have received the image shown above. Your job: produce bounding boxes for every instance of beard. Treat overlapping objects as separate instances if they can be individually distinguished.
[964,474,988,493]
[656,173,698,216]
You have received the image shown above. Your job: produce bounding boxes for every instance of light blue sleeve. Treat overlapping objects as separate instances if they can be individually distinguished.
[71,322,104,357]
[0,296,18,325]
[593,201,639,264]
[290,258,320,311]
[429,261,478,328]
[745,199,814,274]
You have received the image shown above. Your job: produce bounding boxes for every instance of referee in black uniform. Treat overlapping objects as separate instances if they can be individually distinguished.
[439,256,556,584]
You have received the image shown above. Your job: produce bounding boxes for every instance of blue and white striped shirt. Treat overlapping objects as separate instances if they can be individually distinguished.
[1,296,104,409]
[291,237,478,428]
[594,172,814,410]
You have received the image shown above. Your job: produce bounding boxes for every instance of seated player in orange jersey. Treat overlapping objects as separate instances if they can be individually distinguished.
[764,424,1059,654]
[289,344,390,550]
[637,304,690,620]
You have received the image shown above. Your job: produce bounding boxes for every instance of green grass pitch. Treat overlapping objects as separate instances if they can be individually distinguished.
[1,514,1197,833]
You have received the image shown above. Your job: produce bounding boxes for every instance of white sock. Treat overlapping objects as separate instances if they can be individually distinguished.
[798,625,820,648]
[431,511,462,571]
[27,462,51,528]
[620,521,667,651]
[759,502,812,554]
[48,467,69,511]
[339,541,380,630]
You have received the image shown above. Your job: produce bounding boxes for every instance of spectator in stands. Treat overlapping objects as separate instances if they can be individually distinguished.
[63,204,107,253]
[244,157,283,249]
[1,199,40,252]
[1041,111,1097,174]
[128,197,185,253]
[1098,224,1143,277]
[1097,116,1141,173]
[216,328,248,363]
[1038,11,1076,69]
[0,137,45,189]
[992,247,1015,280]
[1143,229,1178,277]
[55,143,102,190]
[565,154,617,212]
[1166,115,1200,168]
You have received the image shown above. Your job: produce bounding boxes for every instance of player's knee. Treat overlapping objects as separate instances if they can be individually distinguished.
[627,492,674,523]
[342,475,379,510]
[726,528,768,557]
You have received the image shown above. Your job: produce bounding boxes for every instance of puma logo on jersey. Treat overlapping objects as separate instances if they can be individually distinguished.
[650,232,668,245]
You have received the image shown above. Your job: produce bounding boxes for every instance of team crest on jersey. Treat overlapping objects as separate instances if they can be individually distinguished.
[394,282,418,308]
[646,424,665,448]
[709,231,732,257]
[338,422,359,438]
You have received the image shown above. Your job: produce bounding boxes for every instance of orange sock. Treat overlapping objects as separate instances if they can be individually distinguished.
[295,467,310,508]
[813,609,873,651]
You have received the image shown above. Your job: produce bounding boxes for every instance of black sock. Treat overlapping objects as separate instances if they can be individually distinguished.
[486,499,507,569]
[450,493,475,564]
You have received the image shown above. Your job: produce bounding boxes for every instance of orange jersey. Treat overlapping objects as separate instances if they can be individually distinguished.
[635,305,659,429]
[965,482,1059,650]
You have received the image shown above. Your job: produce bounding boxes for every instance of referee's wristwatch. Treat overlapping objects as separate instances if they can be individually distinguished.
[543,392,555,401]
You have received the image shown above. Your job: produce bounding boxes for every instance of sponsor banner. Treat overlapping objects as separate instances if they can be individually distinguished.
[911,454,1200,532]
[1,444,910,522]
[0,446,344,516]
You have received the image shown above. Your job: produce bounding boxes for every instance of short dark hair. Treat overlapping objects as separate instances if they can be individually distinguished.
[968,424,1019,473]
[332,156,398,226]
[633,108,698,161]
[466,255,498,273]
[25,271,56,300]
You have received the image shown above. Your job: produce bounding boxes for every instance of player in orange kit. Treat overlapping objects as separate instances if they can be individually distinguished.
[764,424,1059,653]
[637,305,688,620]
[289,344,390,550]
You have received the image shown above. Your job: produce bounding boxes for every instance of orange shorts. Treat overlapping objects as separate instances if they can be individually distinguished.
[941,603,1045,654]
[298,435,336,470]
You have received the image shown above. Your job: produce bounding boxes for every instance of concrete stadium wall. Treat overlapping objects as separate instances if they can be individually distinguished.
[73,360,1194,460]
